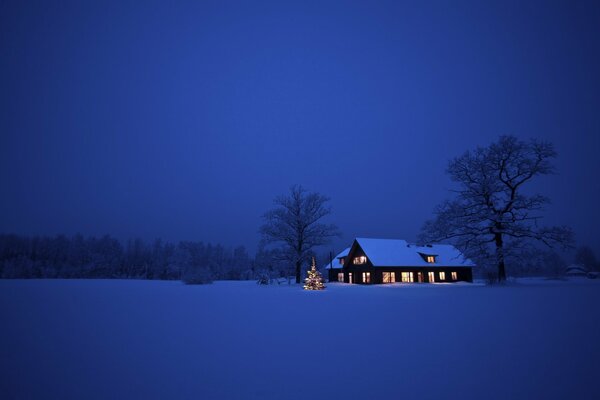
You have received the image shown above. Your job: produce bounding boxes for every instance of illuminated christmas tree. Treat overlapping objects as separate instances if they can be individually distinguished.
[303,257,325,290]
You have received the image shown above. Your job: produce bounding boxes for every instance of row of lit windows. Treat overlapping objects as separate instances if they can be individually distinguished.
[338,271,459,283]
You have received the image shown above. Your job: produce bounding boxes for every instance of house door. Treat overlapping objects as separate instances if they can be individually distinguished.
[417,272,423,283]
[348,272,353,284]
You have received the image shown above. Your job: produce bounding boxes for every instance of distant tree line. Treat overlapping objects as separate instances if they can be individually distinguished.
[472,244,599,282]
[0,186,340,284]
[0,233,304,284]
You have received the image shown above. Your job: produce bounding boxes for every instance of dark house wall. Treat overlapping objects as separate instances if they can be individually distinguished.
[344,241,374,283]
[328,268,342,282]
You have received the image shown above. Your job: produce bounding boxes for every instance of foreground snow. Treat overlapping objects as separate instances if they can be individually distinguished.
[1,279,599,399]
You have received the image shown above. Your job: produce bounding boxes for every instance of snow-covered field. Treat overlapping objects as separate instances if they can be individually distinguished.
[1,279,599,400]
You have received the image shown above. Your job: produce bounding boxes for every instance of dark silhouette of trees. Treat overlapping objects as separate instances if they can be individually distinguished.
[0,233,253,283]
[260,185,339,284]
[575,246,598,271]
[420,136,573,282]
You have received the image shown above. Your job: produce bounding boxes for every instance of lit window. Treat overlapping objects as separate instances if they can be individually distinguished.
[338,272,344,282]
[428,271,435,283]
[401,272,414,283]
[451,271,457,280]
[426,255,435,263]
[382,272,396,283]
[340,258,345,265]
[354,256,367,265]
[417,272,424,282]
[362,272,371,283]
[439,272,446,280]
[348,272,353,283]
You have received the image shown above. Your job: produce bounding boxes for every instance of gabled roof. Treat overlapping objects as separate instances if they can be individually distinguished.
[324,247,351,269]
[354,237,475,267]
[565,264,587,274]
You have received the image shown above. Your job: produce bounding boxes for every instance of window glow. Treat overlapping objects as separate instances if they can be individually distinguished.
[353,256,367,265]
[340,258,345,265]
[348,272,353,283]
[451,271,457,280]
[426,255,435,263]
[362,272,371,283]
[401,272,414,283]
[439,271,446,280]
[417,272,424,282]
[428,271,435,283]
[338,272,344,282]
[382,272,396,283]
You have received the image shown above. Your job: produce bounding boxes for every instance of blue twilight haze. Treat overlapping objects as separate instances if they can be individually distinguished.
[1,0,599,254]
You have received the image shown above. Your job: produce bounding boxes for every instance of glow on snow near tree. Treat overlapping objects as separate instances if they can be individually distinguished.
[304,257,325,290]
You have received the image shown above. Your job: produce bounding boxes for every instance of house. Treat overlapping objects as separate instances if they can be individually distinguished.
[324,247,350,283]
[327,238,474,284]
[565,264,588,277]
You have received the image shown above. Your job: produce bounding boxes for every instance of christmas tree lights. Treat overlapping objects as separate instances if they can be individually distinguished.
[303,257,326,290]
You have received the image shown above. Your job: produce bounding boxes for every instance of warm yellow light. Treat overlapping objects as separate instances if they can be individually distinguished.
[362,272,371,283]
[303,257,325,290]
[353,256,367,265]
[382,272,396,283]
[428,271,435,282]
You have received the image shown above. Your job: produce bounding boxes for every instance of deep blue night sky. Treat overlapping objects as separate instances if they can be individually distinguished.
[1,0,599,254]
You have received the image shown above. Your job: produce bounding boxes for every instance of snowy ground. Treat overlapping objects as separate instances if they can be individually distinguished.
[1,278,599,400]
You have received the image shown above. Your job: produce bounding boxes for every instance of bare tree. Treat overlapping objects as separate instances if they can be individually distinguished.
[420,136,573,282]
[260,185,339,284]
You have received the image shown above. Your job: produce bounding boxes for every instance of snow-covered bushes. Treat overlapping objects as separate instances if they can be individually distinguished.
[255,270,271,285]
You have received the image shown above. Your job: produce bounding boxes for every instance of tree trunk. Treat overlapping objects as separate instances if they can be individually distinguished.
[495,233,507,282]
[295,260,301,284]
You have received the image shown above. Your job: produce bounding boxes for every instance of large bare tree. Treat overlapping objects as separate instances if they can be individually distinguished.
[420,136,573,282]
[260,185,339,284]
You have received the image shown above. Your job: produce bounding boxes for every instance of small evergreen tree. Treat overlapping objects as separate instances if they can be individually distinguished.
[303,257,325,290]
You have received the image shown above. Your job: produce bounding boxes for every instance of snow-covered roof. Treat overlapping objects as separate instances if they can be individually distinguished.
[324,247,350,269]
[354,238,475,267]
[565,264,587,274]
